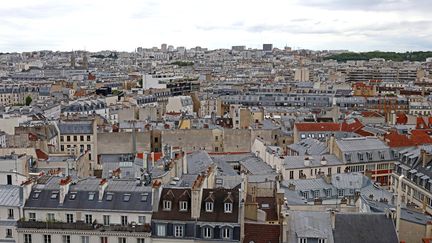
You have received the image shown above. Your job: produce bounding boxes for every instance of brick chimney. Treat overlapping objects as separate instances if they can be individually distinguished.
[152,181,162,212]
[59,176,72,204]
[98,179,108,201]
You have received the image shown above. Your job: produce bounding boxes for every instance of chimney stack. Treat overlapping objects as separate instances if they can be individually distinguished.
[98,179,108,201]
[59,176,72,204]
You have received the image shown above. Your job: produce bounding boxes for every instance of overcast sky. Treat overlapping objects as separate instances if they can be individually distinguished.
[1,0,431,52]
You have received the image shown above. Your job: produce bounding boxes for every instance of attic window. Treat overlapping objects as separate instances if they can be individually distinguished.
[69,193,77,200]
[224,203,232,213]
[33,191,41,199]
[50,191,59,199]
[163,200,172,211]
[261,203,270,209]
[141,193,149,202]
[88,192,95,201]
[106,193,113,201]
[123,194,131,202]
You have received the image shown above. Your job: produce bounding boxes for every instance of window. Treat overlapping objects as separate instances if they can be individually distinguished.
[8,209,14,219]
[29,212,36,221]
[299,170,303,178]
[337,167,341,173]
[324,189,332,197]
[289,171,294,179]
[80,135,84,141]
[47,213,55,221]
[299,238,307,243]
[103,215,110,225]
[73,136,77,141]
[205,202,214,212]
[67,136,70,142]
[366,152,373,161]
[174,225,184,237]
[318,239,326,243]
[88,192,95,201]
[118,238,126,243]
[87,135,91,141]
[179,201,188,211]
[123,194,131,202]
[62,235,71,243]
[7,174,12,185]
[6,229,12,238]
[51,191,59,199]
[60,136,64,142]
[69,193,77,200]
[138,216,146,224]
[121,216,128,226]
[379,151,385,160]
[163,200,171,211]
[337,189,344,197]
[24,234,32,243]
[222,227,231,239]
[301,191,309,199]
[66,213,74,223]
[43,235,51,243]
[141,193,149,202]
[137,239,145,243]
[358,153,364,161]
[106,193,113,201]
[85,214,93,224]
[156,224,166,236]
[203,226,212,239]
[81,236,90,243]
[100,237,108,243]
[224,203,232,213]
[313,190,320,198]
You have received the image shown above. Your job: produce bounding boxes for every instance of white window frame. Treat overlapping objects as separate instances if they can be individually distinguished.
[43,235,51,243]
[85,214,92,224]
[29,212,36,221]
[222,227,231,240]
[66,213,74,223]
[174,225,184,237]
[103,215,110,226]
[299,238,307,243]
[179,201,188,211]
[224,203,232,213]
[205,202,214,212]
[203,226,212,239]
[138,216,146,225]
[62,235,71,243]
[156,224,166,236]
[163,200,172,211]
[81,236,90,243]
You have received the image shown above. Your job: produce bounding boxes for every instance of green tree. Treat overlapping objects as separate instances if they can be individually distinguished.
[25,96,32,106]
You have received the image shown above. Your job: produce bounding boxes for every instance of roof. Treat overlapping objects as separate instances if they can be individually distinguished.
[244,223,280,243]
[336,137,389,152]
[287,138,328,156]
[57,120,93,134]
[295,122,340,132]
[333,213,398,243]
[282,154,343,170]
[288,211,334,243]
[0,185,22,207]
[187,150,214,174]
[25,177,152,212]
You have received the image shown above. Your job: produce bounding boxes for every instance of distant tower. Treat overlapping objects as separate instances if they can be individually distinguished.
[82,53,88,70]
[70,51,76,69]
[161,43,167,52]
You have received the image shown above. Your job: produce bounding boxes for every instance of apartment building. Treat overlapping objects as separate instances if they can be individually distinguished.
[18,176,152,243]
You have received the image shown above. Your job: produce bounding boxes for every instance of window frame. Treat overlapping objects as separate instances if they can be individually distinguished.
[224,202,233,213]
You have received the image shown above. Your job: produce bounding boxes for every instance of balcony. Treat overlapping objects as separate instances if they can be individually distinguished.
[17,220,151,233]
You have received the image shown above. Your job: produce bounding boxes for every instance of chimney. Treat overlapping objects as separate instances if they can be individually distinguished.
[191,175,204,219]
[330,210,336,229]
[152,181,162,212]
[421,149,432,168]
[329,135,335,155]
[21,179,34,201]
[182,151,188,175]
[98,179,108,201]
[59,176,72,204]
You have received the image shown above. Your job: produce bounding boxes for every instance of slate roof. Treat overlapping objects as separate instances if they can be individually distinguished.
[0,185,23,207]
[187,150,214,174]
[25,177,152,212]
[288,211,334,243]
[333,213,398,243]
[57,121,93,134]
[288,138,328,156]
[282,154,343,169]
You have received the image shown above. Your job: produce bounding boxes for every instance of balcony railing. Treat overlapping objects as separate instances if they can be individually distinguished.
[17,220,151,233]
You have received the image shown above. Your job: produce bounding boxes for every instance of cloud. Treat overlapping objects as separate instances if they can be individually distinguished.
[296,0,432,12]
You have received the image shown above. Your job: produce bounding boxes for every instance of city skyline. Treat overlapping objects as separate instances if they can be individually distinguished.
[0,0,431,53]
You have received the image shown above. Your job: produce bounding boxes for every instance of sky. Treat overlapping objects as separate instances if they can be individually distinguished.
[0,0,431,52]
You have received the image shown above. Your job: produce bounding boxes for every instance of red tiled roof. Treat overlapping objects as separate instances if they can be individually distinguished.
[361,111,383,118]
[244,223,280,243]
[295,122,340,132]
[295,119,364,133]
[384,130,432,147]
[35,149,49,160]
[396,112,408,125]
[355,129,374,137]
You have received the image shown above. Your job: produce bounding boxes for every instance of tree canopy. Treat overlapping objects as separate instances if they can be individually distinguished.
[325,51,432,62]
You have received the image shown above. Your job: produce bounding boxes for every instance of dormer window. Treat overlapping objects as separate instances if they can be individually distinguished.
[88,192,95,201]
[69,193,77,200]
[123,194,131,202]
[179,201,188,211]
[205,202,214,212]
[33,191,41,199]
[224,203,232,213]
[163,200,172,211]
[50,191,59,199]
[106,193,113,201]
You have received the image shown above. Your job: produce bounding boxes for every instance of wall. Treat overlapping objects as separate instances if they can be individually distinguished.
[97,132,151,154]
